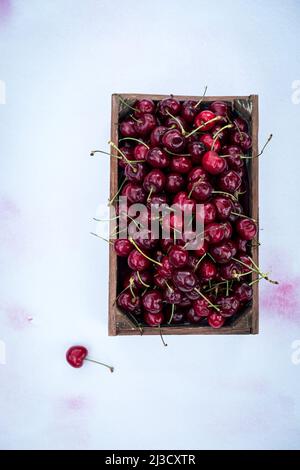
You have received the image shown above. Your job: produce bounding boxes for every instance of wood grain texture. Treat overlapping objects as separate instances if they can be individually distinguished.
[108,93,259,336]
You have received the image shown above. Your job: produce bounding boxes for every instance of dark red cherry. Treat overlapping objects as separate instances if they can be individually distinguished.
[198,260,217,281]
[222,221,233,240]
[218,170,241,193]
[124,270,152,290]
[128,249,151,271]
[233,116,248,132]
[216,295,240,317]
[114,239,132,257]
[221,145,244,170]
[194,239,209,257]
[186,306,203,324]
[146,147,170,169]
[118,145,134,168]
[236,218,257,240]
[168,245,189,268]
[208,312,225,328]
[226,240,237,257]
[143,169,166,193]
[234,237,248,253]
[181,100,198,123]
[230,130,252,151]
[219,261,239,280]
[163,285,183,304]
[142,290,163,314]
[147,193,168,209]
[157,256,173,279]
[213,124,230,142]
[165,116,187,132]
[133,143,148,161]
[122,182,146,203]
[188,166,209,183]
[165,305,186,323]
[203,202,217,224]
[210,242,233,264]
[165,172,185,193]
[228,201,243,222]
[179,296,192,308]
[193,298,211,317]
[194,110,218,131]
[134,99,155,116]
[233,283,253,303]
[157,97,181,118]
[160,238,174,253]
[200,133,221,152]
[205,223,225,245]
[202,150,227,175]
[172,268,198,293]
[150,126,168,147]
[209,101,230,117]
[188,141,206,164]
[170,155,192,174]
[124,162,147,183]
[134,113,157,136]
[213,196,233,220]
[187,180,213,202]
[144,311,164,326]
[119,118,137,137]
[162,129,186,154]
[117,291,141,314]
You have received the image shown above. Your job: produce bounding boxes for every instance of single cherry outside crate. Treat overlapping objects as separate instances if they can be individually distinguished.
[108,93,259,336]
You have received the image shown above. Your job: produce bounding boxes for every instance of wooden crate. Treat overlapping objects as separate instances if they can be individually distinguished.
[108,94,259,336]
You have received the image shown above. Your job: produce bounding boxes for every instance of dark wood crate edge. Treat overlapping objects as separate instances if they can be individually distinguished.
[108,94,259,336]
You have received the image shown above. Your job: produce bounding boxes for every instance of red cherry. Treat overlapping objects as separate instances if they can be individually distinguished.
[143,169,166,193]
[186,306,203,323]
[216,295,240,317]
[128,249,151,271]
[205,222,225,245]
[118,291,142,314]
[188,141,206,164]
[208,312,225,328]
[162,129,186,153]
[213,196,233,220]
[114,239,133,257]
[119,119,137,137]
[165,172,185,193]
[236,218,257,240]
[187,180,212,202]
[142,290,163,314]
[218,170,241,193]
[194,110,217,131]
[150,126,168,147]
[202,150,227,175]
[193,298,211,317]
[198,259,217,281]
[163,285,183,304]
[203,202,217,224]
[134,98,155,116]
[230,130,252,151]
[157,97,181,118]
[124,162,147,183]
[172,268,199,293]
[133,144,148,161]
[66,346,88,368]
[156,256,174,279]
[170,155,192,174]
[144,311,164,326]
[168,245,189,268]
[122,182,146,203]
[209,101,230,117]
[233,283,253,303]
[181,100,198,123]
[146,147,170,169]
[134,113,157,136]
[210,242,234,264]
[200,133,221,152]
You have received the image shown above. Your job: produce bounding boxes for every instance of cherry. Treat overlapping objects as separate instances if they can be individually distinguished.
[165,305,186,323]
[157,97,181,118]
[150,126,168,147]
[210,242,234,264]
[218,170,241,193]
[142,290,163,314]
[66,346,114,372]
[181,100,198,123]
[134,233,158,251]
[233,116,248,132]
[168,245,189,268]
[164,285,183,304]
[119,118,137,137]
[208,312,225,328]
[186,254,199,270]
[194,110,218,131]
[118,145,134,168]
[147,193,168,209]
[173,191,195,211]
[118,291,142,314]
[234,237,248,253]
[187,180,212,202]
[216,295,240,317]
[203,202,217,224]
[165,172,185,193]
[228,200,243,222]
[202,150,227,175]
[133,143,148,161]
[170,155,192,174]
[144,311,164,326]
[209,100,230,117]
[143,169,166,193]
[134,98,155,116]
[221,145,244,170]
[186,306,203,324]
[114,239,133,257]
[146,147,170,169]
[128,249,151,271]
[172,268,198,292]
[198,259,217,281]
[124,270,152,290]
[187,166,209,183]
[226,239,237,257]
[179,296,192,308]
[194,239,209,257]
[236,218,257,240]
[124,162,147,183]
[200,133,221,152]
[222,221,233,240]
[165,116,187,132]
[231,130,252,151]
[205,222,225,244]
[157,256,173,279]
[162,129,186,153]
[188,141,206,164]
[213,124,230,142]
[219,261,239,280]
[193,298,211,317]
[134,113,157,136]
[213,196,233,220]
[122,182,146,203]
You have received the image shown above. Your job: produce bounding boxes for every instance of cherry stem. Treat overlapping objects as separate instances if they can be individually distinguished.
[117,95,139,113]
[249,276,264,286]
[85,358,114,373]
[194,85,208,108]
[108,141,135,170]
[231,212,256,222]
[194,288,220,312]
[212,190,238,201]
[168,304,175,324]
[90,149,122,159]
[147,186,154,202]
[185,116,222,139]
[136,271,150,288]
[232,257,279,285]
[194,252,206,271]
[108,177,127,206]
[211,124,233,151]
[159,326,168,347]
[165,149,191,156]
[129,237,162,266]
[206,252,216,263]
[90,232,113,244]
[119,137,150,149]
[93,216,119,222]
[165,110,186,135]
[127,312,144,335]
[129,278,136,299]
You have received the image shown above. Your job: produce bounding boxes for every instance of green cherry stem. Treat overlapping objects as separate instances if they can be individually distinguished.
[129,237,162,266]
[119,137,150,149]
[194,288,220,312]
[193,85,208,109]
[85,358,114,373]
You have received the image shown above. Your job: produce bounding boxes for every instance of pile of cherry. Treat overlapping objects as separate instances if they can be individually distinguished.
[112,96,260,329]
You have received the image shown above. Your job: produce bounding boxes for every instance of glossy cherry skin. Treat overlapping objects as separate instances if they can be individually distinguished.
[147,193,168,210]
[134,113,157,136]
[119,118,137,137]
[132,143,148,161]
[202,202,216,224]
[219,261,239,280]
[216,295,240,317]
[230,130,252,151]
[165,305,186,323]
[210,242,233,264]
[165,116,187,132]
[122,182,146,204]
[236,218,257,240]
[154,273,168,289]
[118,291,141,314]
[234,237,248,253]
[162,129,186,153]
[181,100,198,123]
[194,110,218,131]
[168,246,189,268]
[208,312,225,328]
[114,239,132,257]
[142,290,163,314]
[233,283,253,303]
[228,200,243,222]
[124,270,152,290]
[221,145,244,170]
[66,346,88,368]
[200,133,221,152]
[218,170,241,193]
[198,260,217,281]
[163,286,183,304]
[144,311,164,326]
[118,145,134,168]
[173,191,196,212]
[146,147,170,169]
[186,306,203,324]
[233,116,248,132]
[188,141,206,164]
[209,101,230,117]
[213,196,233,220]
[143,169,166,193]
[124,162,147,183]
[202,151,227,175]
[170,155,192,174]
[128,249,151,271]
[157,97,181,118]
[188,166,209,183]
[172,268,198,293]
[150,126,168,147]
[157,256,173,279]
[205,223,225,245]
[193,298,211,317]
[134,99,155,116]
[222,221,233,240]
[194,239,209,257]
[187,180,212,202]
[165,172,185,193]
